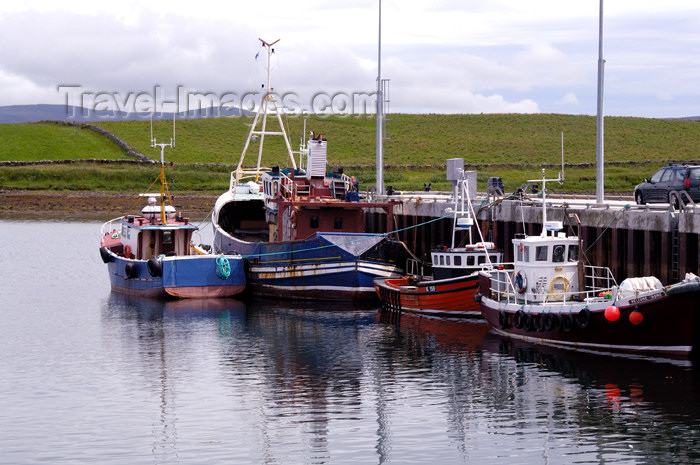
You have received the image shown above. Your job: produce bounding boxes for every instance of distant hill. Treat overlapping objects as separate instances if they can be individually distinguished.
[0,104,252,124]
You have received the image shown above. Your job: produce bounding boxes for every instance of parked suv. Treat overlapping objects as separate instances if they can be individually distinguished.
[634,164,700,208]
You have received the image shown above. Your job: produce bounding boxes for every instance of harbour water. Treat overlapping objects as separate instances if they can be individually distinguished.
[2,219,700,464]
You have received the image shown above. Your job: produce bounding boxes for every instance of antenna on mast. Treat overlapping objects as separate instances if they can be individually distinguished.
[150,114,176,224]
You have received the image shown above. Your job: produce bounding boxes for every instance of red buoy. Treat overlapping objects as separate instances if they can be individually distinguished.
[629,309,644,325]
[605,305,620,322]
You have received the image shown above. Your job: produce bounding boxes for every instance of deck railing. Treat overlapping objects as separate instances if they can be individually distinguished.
[488,264,618,305]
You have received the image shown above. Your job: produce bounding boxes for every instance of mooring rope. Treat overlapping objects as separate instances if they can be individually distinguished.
[239,211,455,260]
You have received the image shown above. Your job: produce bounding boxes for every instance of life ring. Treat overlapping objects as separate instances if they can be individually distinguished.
[124,244,132,258]
[514,271,527,294]
[513,309,525,329]
[498,310,509,329]
[559,313,574,333]
[576,307,591,329]
[216,254,231,279]
[549,275,570,300]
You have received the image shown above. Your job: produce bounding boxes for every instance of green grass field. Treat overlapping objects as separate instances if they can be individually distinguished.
[0,122,124,161]
[1,114,698,194]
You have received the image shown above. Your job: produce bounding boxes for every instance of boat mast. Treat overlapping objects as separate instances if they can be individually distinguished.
[375,0,384,195]
[236,38,296,181]
[151,114,175,224]
[595,0,605,203]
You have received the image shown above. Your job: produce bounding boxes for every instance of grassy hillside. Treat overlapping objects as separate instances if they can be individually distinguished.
[95,114,700,166]
[1,114,699,193]
[0,122,124,160]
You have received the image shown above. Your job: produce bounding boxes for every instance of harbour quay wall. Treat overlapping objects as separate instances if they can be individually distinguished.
[365,194,700,285]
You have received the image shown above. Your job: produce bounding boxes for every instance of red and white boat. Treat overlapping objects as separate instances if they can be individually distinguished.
[375,163,502,318]
[477,170,700,357]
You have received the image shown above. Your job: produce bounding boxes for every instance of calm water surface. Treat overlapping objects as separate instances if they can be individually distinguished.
[2,219,700,464]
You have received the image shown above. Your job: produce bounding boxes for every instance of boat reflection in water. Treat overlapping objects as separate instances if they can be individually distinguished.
[102,293,700,464]
[481,331,700,430]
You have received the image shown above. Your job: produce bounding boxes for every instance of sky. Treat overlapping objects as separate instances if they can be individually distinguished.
[1,0,699,118]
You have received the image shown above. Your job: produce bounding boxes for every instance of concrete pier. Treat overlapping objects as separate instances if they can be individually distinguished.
[365,193,700,285]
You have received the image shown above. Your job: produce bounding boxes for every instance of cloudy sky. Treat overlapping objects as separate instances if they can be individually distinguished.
[1,0,699,118]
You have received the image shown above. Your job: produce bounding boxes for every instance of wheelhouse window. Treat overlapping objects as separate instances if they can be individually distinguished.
[446,255,451,266]
[333,217,343,229]
[454,256,462,266]
[439,255,444,265]
[536,246,548,261]
[310,216,319,229]
[552,245,565,263]
[467,256,475,266]
[568,244,579,262]
[162,231,173,244]
[517,245,530,262]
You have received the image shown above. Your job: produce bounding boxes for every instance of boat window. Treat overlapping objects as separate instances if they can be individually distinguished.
[446,255,451,266]
[536,246,548,261]
[490,255,497,263]
[310,216,319,229]
[162,231,173,244]
[439,255,444,265]
[568,244,579,262]
[478,255,486,265]
[552,245,565,263]
[333,217,343,229]
[432,254,438,263]
[523,246,530,262]
[467,256,475,266]
[454,255,461,266]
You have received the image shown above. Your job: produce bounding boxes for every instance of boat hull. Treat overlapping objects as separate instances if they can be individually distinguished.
[214,229,405,301]
[375,274,481,318]
[105,253,246,299]
[250,259,399,301]
[478,272,700,357]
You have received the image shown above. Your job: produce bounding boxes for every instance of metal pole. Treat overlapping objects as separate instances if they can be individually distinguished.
[375,0,384,195]
[595,0,605,203]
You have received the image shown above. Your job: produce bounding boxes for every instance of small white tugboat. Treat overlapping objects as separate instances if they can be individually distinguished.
[477,170,700,357]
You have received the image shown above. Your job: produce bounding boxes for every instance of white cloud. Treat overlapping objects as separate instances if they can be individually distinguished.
[555,93,579,106]
[1,1,699,117]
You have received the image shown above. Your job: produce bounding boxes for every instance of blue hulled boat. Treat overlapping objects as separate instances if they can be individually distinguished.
[211,39,411,300]
[100,125,245,299]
